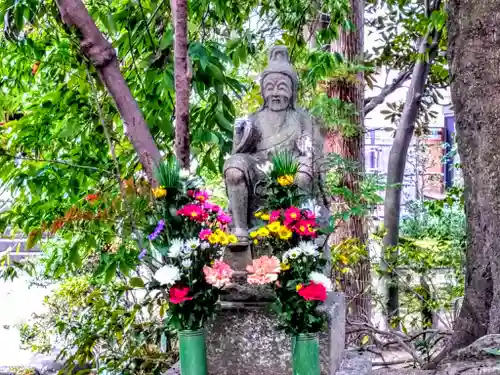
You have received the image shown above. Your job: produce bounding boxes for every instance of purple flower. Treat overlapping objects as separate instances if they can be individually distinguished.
[148,219,166,241]
[138,248,147,260]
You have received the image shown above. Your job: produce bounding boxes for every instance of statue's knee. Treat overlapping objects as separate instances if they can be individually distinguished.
[225,168,245,185]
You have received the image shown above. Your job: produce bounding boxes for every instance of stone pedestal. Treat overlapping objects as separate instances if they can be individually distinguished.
[206,292,346,375]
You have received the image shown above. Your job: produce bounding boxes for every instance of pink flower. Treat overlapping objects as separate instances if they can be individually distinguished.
[177,204,208,223]
[246,256,281,285]
[169,285,194,304]
[269,210,281,222]
[203,201,221,213]
[284,207,301,227]
[199,229,212,240]
[304,209,316,220]
[203,260,234,288]
[194,190,210,202]
[217,213,232,225]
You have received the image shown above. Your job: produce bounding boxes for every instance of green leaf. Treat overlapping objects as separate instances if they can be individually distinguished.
[129,277,145,288]
[160,28,173,50]
[214,111,232,131]
[104,263,117,283]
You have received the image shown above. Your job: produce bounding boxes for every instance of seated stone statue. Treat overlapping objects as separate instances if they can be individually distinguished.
[224,45,325,245]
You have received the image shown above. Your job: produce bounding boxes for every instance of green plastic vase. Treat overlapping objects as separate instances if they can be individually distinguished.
[292,333,320,375]
[179,328,207,375]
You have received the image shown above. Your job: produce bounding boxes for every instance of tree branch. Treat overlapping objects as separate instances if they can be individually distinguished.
[364,66,414,116]
[54,0,162,183]
[0,150,112,174]
[171,0,191,169]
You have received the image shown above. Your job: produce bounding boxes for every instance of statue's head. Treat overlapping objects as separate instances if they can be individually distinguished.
[261,46,298,111]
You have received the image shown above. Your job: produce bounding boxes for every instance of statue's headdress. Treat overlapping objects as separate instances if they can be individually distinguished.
[261,45,298,108]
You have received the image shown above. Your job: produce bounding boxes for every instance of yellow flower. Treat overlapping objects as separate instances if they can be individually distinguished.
[296,283,303,292]
[152,187,167,198]
[277,225,292,240]
[254,211,263,218]
[250,231,258,238]
[253,239,259,245]
[219,233,230,246]
[228,234,238,244]
[267,221,281,233]
[261,213,270,221]
[277,174,294,187]
[208,233,220,244]
[257,227,270,237]
[281,262,291,271]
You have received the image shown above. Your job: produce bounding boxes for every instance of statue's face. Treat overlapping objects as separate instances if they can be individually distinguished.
[262,73,293,111]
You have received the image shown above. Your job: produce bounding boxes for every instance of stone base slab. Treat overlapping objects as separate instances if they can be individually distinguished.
[206,292,346,375]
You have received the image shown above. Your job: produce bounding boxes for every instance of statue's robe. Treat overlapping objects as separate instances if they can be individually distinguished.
[223,108,325,224]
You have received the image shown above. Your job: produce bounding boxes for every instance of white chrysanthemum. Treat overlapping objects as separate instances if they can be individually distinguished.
[298,241,319,256]
[200,241,210,250]
[179,168,190,178]
[154,265,181,285]
[168,238,185,258]
[283,247,303,261]
[186,238,200,250]
[309,271,333,291]
[182,259,192,268]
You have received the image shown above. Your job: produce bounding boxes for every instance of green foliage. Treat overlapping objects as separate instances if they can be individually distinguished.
[326,153,384,225]
[374,190,466,331]
[310,95,360,137]
[366,0,448,131]
[19,275,177,375]
[270,150,299,179]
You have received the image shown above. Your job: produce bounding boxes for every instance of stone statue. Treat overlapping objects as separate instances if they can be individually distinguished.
[224,45,325,249]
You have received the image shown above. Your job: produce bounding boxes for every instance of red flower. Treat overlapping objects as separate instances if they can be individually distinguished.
[285,207,301,223]
[269,210,281,222]
[169,285,194,304]
[294,219,317,237]
[177,204,208,222]
[187,190,194,197]
[297,282,327,302]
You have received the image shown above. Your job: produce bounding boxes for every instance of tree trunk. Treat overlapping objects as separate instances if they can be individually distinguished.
[445,0,499,350]
[327,0,370,325]
[55,0,162,183]
[380,26,442,325]
[172,0,191,170]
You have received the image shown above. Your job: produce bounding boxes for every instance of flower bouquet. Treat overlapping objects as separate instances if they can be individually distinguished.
[248,152,332,375]
[144,160,236,375]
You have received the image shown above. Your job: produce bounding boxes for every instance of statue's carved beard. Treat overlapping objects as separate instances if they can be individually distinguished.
[265,95,291,111]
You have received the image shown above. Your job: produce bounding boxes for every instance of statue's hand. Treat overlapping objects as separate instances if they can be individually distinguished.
[233,119,258,154]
